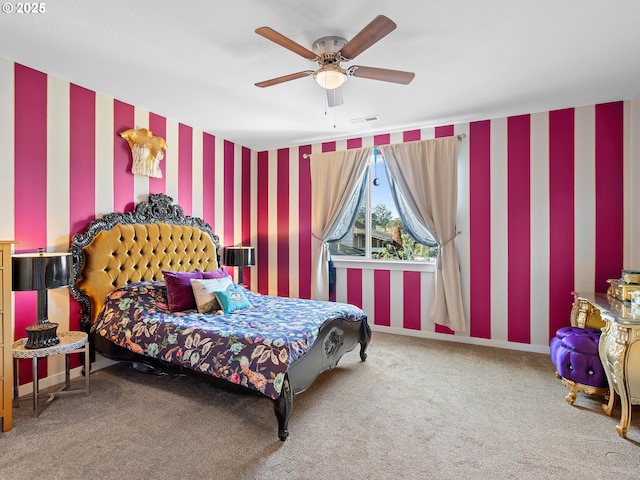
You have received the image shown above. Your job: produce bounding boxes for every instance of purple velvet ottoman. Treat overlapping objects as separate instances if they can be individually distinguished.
[550,326,609,405]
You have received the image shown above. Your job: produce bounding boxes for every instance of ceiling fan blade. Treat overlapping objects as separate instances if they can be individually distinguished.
[349,66,415,85]
[339,15,397,60]
[255,71,315,88]
[255,27,317,60]
[326,86,344,107]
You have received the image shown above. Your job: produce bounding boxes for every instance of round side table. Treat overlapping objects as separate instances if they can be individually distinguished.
[12,331,90,416]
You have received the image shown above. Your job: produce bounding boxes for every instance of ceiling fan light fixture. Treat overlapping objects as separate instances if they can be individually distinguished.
[314,67,346,90]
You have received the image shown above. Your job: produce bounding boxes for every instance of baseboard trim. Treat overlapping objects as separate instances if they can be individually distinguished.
[371,325,551,355]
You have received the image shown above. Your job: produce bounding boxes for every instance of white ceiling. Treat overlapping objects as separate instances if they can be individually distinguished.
[1,0,639,151]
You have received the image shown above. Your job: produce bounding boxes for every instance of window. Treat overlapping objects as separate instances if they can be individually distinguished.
[328,153,438,261]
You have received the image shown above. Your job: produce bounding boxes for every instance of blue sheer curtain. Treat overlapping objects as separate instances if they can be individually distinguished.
[310,148,371,300]
[384,159,437,247]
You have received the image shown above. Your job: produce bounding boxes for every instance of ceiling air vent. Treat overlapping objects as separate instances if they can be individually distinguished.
[350,115,380,124]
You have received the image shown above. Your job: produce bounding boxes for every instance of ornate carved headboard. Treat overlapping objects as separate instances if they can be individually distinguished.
[70,194,221,331]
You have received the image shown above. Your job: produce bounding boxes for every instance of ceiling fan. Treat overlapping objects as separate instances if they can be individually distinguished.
[254,15,415,107]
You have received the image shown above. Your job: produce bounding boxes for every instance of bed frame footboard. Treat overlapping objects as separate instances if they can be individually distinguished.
[273,315,370,440]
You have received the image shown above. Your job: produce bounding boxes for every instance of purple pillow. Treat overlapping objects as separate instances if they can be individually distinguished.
[197,267,228,279]
[162,270,203,312]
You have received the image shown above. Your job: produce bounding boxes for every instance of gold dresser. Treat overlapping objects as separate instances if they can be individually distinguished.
[574,292,640,438]
[1,240,17,432]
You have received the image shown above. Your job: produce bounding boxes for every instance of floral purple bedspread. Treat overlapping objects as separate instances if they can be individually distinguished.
[92,281,367,400]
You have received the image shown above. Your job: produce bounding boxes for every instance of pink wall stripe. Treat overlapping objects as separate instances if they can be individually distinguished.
[322,141,336,153]
[223,140,234,246]
[548,108,575,339]
[178,123,193,215]
[113,100,135,213]
[241,146,252,285]
[148,113,167,194]
[594,102,624,292]
[347,138,362,149]
[14,64,47,381]
[14,65,47,255]
[507,115,531,344]
[469,120,492,339]
[373,134,391,146]
[346,268,363,308]
[277,148,290,297]
[69,84,96,341]
[403,129,421,143]
[202,133,215,229]
[298,145,312,299]
[69,84,96,238]
[373,270,391,326]
[256,151,269,294]
[403,271,421,330]
[435,125,454,138]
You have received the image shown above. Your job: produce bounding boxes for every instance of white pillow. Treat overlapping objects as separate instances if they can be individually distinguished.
[190,276,234,313]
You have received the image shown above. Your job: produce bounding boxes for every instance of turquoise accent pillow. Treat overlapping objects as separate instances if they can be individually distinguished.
[214,283,252,314]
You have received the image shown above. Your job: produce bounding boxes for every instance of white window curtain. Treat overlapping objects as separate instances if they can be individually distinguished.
[379,137,466,332]
[310,148,371,300]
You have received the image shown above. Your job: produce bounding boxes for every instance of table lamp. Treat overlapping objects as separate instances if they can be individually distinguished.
[12,249,72,349]
[223,246,255,286]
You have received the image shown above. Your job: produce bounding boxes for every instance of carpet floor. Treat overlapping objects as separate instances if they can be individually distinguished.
[1,331,639,479]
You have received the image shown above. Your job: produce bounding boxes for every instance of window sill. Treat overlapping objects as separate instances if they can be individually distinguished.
[332,257,436,272]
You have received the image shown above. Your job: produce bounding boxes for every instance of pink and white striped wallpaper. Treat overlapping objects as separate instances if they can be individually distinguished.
[0,57,630,385]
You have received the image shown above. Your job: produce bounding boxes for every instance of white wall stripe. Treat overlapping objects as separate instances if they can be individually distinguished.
[46,76,70,251]
[335,268,347,304]
[389,270,403,329]
[191,128,204,219]
[455,123,471,337]
[0,57,15,238]
[389,131,403,144]
[630,94,640,268]
[420,127,436,140]
[490,118,509,341]
[623,100,631,268]
[95,93,114,215]
[233,142,242,245]
[47,75,71,342]
[574,105,596,292]
[420,270,435,331]
[529,112,550,346]
[164,119,179,203]
[213,136,224,238]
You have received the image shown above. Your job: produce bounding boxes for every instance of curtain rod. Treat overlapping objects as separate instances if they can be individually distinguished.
[301,133,466,159]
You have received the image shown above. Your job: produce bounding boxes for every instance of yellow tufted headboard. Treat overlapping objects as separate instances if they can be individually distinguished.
[70,194,220,329]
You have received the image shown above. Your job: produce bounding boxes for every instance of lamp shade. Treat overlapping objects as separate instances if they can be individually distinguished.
[12,252,72,291]
[314,67,346,90]
[12,250,72,348]
[223,246,255,268]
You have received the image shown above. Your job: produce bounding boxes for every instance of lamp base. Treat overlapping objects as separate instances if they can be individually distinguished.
[25,322,60,349]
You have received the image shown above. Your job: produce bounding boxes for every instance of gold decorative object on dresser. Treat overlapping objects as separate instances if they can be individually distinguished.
[575,292,640,438]
[606,278,640,302]
[1,240,18,432]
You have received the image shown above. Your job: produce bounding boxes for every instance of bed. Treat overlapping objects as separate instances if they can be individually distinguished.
[69,193,371,440]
